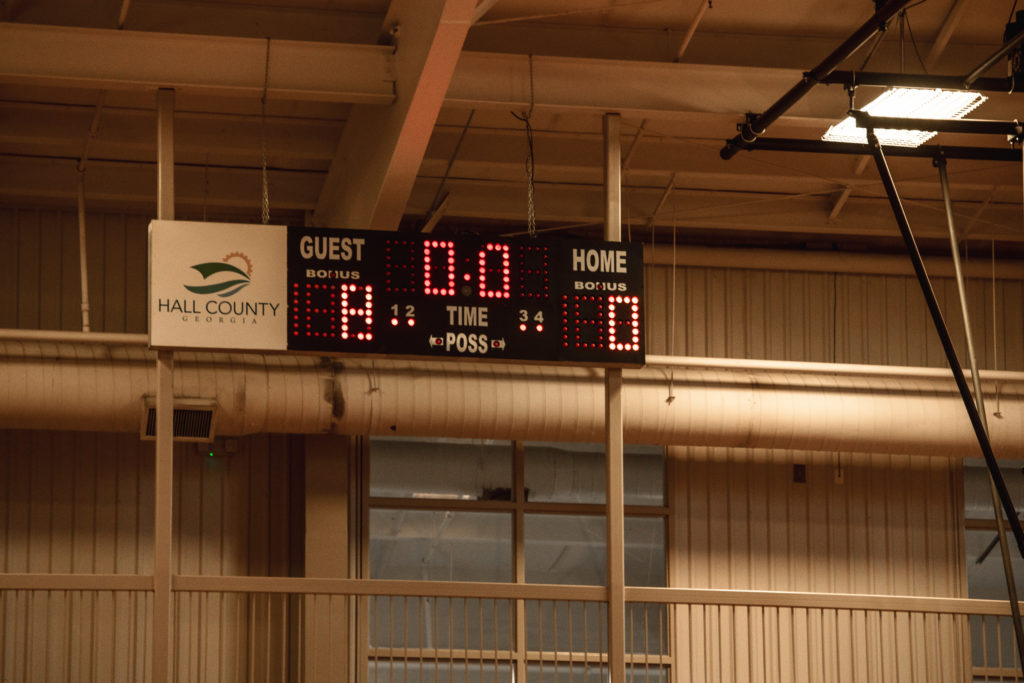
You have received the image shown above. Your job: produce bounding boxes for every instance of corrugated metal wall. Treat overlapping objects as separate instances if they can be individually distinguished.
[645,264,1024,370]
[0,208,149,333]
[0,430,298,681]
[670,447,967,681]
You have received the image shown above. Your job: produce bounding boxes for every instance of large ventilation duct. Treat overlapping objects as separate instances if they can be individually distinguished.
[336,359,1024,458]
[0,342,334,435]
[0,339,1021,459]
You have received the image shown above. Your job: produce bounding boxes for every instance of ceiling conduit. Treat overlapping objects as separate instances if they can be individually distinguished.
[0,340,1021,459]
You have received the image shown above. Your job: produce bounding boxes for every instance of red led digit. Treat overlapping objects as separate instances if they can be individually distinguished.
[607,295,641,351]
[518,244,549,299]
[339,284,374,341]
[423,240,456,296]
[384,239,418,293]
[562,294,604,350]
[478,242,511,299]
[291,282,338,339]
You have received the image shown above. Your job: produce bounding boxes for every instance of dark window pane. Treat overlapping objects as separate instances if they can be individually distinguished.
[370,437,512,501]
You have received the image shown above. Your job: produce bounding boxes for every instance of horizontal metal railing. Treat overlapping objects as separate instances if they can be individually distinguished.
[3,575,1024,681]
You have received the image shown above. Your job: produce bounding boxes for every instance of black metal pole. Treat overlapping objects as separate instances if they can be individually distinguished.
[730,137,1023,162]
[866,131,1024,560]
[720,0,915,160]
[851,111,1023,138]
[821,70,1016,93]
[964,28,1024,88]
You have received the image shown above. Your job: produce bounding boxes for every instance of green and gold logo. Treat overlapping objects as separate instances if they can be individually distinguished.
[184,252,253,297]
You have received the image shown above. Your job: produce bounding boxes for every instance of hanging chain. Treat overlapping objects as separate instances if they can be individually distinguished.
[511,54,537,237]
[260,37,271,225]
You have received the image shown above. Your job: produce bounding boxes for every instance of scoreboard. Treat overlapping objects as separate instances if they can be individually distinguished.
[287,227,644,365]
[150,222,645,366]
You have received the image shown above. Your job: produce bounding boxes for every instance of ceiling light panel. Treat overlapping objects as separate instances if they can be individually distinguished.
[822,88,988,147]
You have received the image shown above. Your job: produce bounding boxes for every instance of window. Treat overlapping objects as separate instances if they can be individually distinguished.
[964,459,1024,674]
[365,436,669,675]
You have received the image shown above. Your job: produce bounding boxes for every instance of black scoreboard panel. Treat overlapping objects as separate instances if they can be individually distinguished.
[286,227,645,366]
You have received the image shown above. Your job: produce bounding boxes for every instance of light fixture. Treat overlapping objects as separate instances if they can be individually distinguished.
[822,87,987,147]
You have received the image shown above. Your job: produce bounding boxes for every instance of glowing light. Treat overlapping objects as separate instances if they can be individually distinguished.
[339,284,373,341]
[478,241,511,298]
[424,240,456,296]
[822,87,987,147]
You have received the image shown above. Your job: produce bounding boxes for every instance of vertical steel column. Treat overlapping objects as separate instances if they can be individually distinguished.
[153,87,176,683]
[937,156,1024,664]
[865,132,1024,560]
[603,112,626,683]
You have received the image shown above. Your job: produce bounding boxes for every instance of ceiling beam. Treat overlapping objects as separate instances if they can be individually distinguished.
[449,52,806,118]
[0,23,813,119]
[471,0,501,24]
[312,0,477,230]
[0,23,394,103]
[925,0,972,71]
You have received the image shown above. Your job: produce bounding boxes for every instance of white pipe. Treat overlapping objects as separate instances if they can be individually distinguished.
[0,343,333,436]
[602,111,626,683]
[0,329,1020,383]
[647,354,1024,383]
[675,0,709,61]
[0,329,147,345]
[76,172,92,332]
[4,341,1020,459]
[333,359,1024,458]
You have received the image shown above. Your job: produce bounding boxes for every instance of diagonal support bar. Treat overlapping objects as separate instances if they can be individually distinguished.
[937,155,1024,668]
[313,0,476,230]
[866,131,1024,561]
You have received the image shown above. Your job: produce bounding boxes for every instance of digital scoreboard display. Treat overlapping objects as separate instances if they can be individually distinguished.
[149,221,644,366]
[286,227,645,366]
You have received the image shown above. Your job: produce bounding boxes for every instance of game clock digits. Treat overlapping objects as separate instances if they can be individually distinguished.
[286,227,645,366]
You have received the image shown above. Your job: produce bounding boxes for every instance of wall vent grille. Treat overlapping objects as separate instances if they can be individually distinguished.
[141,398,217,442]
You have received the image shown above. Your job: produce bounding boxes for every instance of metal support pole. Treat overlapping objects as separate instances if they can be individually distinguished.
[964,27,1024,88]
[603,112,626,683]
[937,156,1024,665]
[76,173,91,332]
[157,89,175,222]
[153,87,176,683]
[866,131,1024,561]
[851,111,1023,138]
[820,70,1015,93]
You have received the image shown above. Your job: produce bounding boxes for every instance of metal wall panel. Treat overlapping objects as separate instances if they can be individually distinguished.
[669,447,968,682]
[0,430,296,682]
[0,208,148,333]
[644,264,1024,371]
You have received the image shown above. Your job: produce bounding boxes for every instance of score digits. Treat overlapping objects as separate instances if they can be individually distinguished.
[288,228,644,365]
